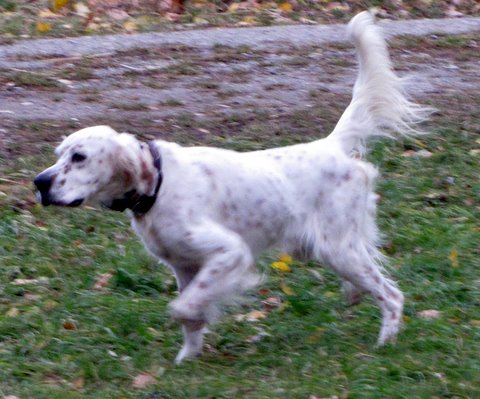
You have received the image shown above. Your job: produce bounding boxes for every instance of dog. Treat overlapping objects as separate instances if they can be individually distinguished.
[34,12,430,363]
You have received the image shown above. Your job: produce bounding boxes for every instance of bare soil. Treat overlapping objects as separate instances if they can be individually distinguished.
[0,25,479,160]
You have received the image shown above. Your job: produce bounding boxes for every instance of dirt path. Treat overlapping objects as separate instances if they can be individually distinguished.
[0,16,479,142]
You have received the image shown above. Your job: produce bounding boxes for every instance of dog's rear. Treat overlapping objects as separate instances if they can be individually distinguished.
[328,12,431,155]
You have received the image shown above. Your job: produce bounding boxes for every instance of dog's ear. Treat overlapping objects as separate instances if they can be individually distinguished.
[111,137,138,188]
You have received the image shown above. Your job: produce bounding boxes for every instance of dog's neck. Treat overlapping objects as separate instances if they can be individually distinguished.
[105,141,163,216]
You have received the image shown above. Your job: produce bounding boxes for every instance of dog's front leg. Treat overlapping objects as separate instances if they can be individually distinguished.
[169,224,257,363]
[175,319,206,364]
[172,266,207,364]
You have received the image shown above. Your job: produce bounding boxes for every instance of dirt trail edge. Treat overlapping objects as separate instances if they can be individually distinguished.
[1,17,480,64]
[0,16,479,126]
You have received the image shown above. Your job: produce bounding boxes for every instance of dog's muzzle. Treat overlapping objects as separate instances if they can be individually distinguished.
[33,172,83,207]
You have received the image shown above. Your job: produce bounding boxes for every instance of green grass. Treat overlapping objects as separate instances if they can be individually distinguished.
[1,95,480,398]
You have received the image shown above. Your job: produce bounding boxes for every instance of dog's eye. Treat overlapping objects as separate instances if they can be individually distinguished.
[71,152,87,163]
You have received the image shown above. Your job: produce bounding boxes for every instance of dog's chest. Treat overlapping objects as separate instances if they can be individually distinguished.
[130,216,175,261]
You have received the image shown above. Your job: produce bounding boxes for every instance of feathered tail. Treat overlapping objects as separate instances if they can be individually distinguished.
[328,11,432,154]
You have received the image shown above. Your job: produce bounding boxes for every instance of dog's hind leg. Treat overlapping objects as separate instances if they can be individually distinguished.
[323,243,404,345]
[342,280,364,306]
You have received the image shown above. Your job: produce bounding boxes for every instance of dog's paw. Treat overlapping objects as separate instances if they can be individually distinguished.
[175,344,203,364]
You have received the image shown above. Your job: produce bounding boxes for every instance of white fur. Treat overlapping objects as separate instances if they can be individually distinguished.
[36,12,430,363]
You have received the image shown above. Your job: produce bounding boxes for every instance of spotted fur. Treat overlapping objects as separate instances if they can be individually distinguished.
[34,12,430,363]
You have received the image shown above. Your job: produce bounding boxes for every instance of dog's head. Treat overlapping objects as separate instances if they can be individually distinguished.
[34,125,154,209]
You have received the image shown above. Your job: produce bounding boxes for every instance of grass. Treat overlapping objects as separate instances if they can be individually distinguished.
[7,71,61,89]
[1,36,480,398]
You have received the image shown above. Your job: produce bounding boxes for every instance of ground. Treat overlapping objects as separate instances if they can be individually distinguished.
[0,15,480,399]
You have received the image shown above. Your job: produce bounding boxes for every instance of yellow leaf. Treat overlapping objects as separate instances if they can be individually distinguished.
[240,15,256,25]
[271,261,291,272]
[279,253,293,265]
[36,22,52,33]
[448,248,459,268]
[470,320,480,327]
[280,282,294,296]
[123,20,137,33]
[228,3,239,12]
[279,2,293,12]
[52,0,70,12]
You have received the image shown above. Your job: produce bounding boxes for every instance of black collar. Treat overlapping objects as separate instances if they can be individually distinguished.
[105,140,163,216]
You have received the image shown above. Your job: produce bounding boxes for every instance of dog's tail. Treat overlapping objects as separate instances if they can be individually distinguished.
[327,11,432,155]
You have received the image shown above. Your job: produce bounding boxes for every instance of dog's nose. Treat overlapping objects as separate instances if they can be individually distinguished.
[34,173,53,193]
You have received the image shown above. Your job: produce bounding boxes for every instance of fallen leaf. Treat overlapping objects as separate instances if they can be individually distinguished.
[52,0,70,12]
[470,320,480,326]
[280,282,294,296]
[279,2,293,12]
[279,253,293,264]
[106,9,129,20]
[93,272,113,290]
[63,320,77,330]
[246,310,267,322]
[6,307,19,317]
[123,20,137,33]
[417,309,442,319]
[271,261,291,272]
[445,6,463,17]
[73,376,84,388]
[43,299,58,311]
[38,8,61,18]
[228,3,239,12]
[74,2,90,18]
[402,149,432,158]
[239,15,256,25]
[132,372,155,388]
[193,16,208,24]
[12,277,49,285]
[165,12,181,22]
[447,318,461,324]
[24,293,41,301]
[262,296,282,310]
[448,248,459,268]
[36,22,52,33]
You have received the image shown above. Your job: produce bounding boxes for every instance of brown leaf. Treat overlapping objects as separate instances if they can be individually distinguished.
[132,372,156,388]
[258,287,270,296]
[63,320,77,330]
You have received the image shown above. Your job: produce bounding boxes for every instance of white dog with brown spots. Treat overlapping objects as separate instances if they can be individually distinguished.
[34,12,430,363]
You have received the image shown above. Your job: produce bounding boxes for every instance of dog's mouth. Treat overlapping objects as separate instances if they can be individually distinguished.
[37,192,83,207]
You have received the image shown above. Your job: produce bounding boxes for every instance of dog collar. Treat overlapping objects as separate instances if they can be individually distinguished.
[106,141,163,216]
